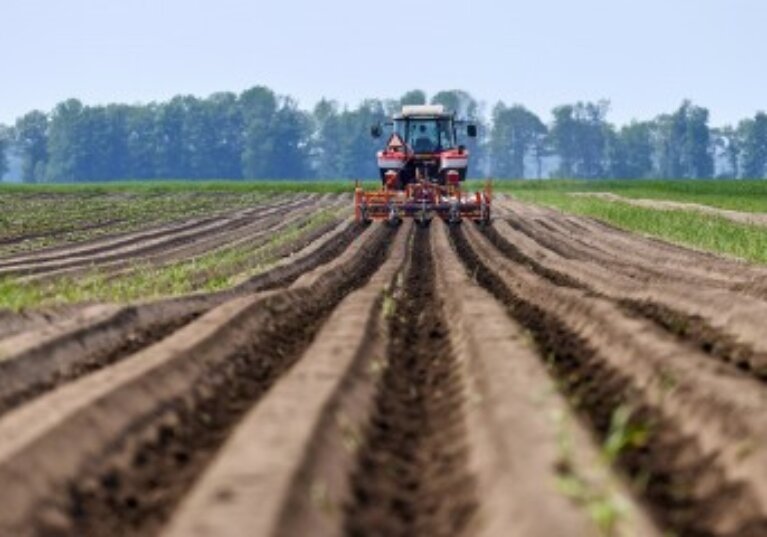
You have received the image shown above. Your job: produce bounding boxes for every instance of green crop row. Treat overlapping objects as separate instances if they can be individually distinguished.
[0,207,344,311]
[509,189,767,264]
[483,179,767,213]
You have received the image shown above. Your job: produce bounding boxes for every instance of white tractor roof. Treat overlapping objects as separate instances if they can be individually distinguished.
[399,104,448,118]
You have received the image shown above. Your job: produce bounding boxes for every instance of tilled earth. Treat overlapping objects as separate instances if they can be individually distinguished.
[0,193,766,537]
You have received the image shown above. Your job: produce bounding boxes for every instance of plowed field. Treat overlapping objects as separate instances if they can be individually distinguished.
[1,192,765,537]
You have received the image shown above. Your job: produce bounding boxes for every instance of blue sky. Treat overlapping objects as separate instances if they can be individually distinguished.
[1,0,764,126]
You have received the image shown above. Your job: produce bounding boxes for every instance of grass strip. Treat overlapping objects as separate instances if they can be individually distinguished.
[480,179,767,214]
[509,190,767,264]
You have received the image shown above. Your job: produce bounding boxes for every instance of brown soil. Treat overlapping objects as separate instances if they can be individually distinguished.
[343,226,478,537]
[452,220,767,537]
[491,201,767,376]
[0,222,394,537]
[0,196,321,279]
[0,219,361,419]
[0,194,765,537]
[161,222,414,537]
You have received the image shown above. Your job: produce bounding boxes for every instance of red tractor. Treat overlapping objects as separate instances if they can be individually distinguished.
[354,104,491,226]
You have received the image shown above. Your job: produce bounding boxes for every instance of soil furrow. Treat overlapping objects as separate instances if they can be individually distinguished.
[0,195,277,264]
[161,222,413,537]
[484,217,767,378]
[26,196,346,283]
[0,196,315,276]
[430,220,660,537]
[499,198,767,290]
[163,220,659,537]
[0,219,361,418]
[0,194,292,265]
[0,218,126,248]
[343,225,478,537]
[451,222,767,537]
[0,222,394,537]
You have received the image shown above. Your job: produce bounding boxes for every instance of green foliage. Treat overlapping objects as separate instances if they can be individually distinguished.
[240,88,312,179]
[553,413,627,536]
[0,181,366,257]
[431,90,480,120]
[490,104,547,178]
[5,84,766,182]
[655,101,714,179]
[602,406,650,464]
[555,473,626,535]
[712,125,741,178]
[0,206,343,310]
[739,112,767,179]
[313,99,388,179]
[550,101,611,179]
[399,90,427,106]
[0,125,9,179]
[492,178,767,212]
[606,122,654,179]
[14,110,49,183]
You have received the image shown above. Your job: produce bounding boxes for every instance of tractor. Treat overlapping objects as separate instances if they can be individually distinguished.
[354,104,491,226]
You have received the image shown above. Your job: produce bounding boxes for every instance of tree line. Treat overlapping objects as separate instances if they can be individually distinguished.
[1,86,766,182]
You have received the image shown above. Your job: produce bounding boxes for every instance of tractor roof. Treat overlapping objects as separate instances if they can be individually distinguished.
[396,105,452,119]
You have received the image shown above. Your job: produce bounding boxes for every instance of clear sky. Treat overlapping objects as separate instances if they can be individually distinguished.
[1,0,764,126]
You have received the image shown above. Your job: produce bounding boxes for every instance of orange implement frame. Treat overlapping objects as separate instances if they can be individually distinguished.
[354,179,492,225]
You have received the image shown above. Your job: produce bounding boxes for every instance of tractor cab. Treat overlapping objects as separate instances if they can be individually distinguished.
[371,105,477,188]
[394,112,456,154]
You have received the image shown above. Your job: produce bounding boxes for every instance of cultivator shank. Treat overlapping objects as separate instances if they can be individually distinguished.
[355,179,491,225]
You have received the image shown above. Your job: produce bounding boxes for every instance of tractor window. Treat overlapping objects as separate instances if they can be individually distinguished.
[409,121,438,153]
[395,119,456,152]
[438,120,456,149]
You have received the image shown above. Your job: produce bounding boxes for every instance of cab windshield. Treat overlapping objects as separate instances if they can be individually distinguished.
[394,118,456,153]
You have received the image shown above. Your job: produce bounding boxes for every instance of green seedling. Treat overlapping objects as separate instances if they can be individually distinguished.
[553,412,627,536]
[0,207,343,310]
[603,405,650,464]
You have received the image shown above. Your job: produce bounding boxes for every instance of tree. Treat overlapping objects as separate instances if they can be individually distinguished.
[46,101,133,182]
[739,112,767,179]
[125,105,160,179]
[241,86,279,178]
[711,126,741,179]
[0,125,10,180]
[606,121,654,179]
[12,85,767,183]
[14,111,49,183]
[45,99,87,182]
[153,96,192,178]
[207,92,245,179]
[431,90,479,120]
[655,101,713,179]
[182,96,219,178]
[268,98,312,178]
[549,101,610,178]
[489,103,546,178]
[400,90,427,106]
[312,99,342,177]
[312,98,388,179]
[92,104,131,180]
